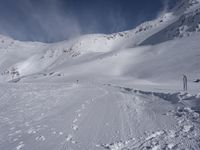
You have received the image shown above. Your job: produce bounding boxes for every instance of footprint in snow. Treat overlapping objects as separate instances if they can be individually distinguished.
[72,124,78,131]
[16,141,25,150]
[15,130,22,134]
[27,128,37,134]
[13,138,19,142]
[66,134,77,144]
[35,135,46,141]
[73,118,78,123]
[66,134,73,141]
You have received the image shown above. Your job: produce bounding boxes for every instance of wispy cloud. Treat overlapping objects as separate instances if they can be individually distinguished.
[0,0,166,42]
[157,0,170,17]
[0,0,81,42]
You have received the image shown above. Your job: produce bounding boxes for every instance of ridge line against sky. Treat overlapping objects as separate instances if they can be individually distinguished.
[0,0,171,42]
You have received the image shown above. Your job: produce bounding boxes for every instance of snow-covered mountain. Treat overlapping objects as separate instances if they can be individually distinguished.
[1,1,200,150]
[0,0,200,84]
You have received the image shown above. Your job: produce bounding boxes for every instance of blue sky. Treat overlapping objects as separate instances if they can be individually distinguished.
[0,0,169,42]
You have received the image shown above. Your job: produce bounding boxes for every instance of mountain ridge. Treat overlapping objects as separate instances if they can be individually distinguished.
[0,0,200,82]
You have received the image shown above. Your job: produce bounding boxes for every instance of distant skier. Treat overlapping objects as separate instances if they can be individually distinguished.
[76,80,79,84]
[183,75,187,92]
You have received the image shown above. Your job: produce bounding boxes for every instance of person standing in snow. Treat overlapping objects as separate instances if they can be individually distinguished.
[183,75,187,92]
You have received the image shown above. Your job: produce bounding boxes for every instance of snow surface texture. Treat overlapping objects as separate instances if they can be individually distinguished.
[0,0,200,149]
[0,84,200,150]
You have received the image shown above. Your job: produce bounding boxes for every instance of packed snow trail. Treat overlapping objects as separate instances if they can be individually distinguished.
[0,82,200,150]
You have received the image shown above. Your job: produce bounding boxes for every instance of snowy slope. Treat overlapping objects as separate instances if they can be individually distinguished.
[1,0,200,150]
[0,1,179,82]
[0,82,200,150]
[141,1,200,45]
[1,0,200,82]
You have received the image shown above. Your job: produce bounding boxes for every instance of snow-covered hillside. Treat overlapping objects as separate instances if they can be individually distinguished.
[1,0,200,150]
[1,0,200,82]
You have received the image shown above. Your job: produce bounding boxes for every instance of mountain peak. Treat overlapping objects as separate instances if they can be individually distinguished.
[173,0,200,14]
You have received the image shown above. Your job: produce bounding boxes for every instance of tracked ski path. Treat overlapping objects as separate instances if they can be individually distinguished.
[0,83,199,150]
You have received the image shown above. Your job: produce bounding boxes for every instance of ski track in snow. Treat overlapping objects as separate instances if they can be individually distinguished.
[0,83,199,150]
[97,86,200,150]
[61,86,109,149]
